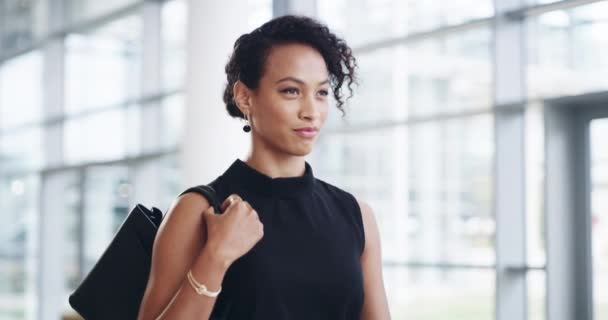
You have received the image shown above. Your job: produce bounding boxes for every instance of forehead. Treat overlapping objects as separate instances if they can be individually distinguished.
[262,43,329,82]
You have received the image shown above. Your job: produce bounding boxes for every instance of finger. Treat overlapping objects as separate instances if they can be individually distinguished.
[221,194,242,211]
[242,201,253,211]
[202,205,216,219]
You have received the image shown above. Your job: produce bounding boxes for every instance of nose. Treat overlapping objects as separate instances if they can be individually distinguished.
[299,95,321,121]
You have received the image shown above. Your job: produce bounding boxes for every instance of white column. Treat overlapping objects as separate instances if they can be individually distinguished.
[181,0,250,188]
[494,0,528,319]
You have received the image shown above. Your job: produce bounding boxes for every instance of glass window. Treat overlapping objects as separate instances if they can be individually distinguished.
[41,170,82,316]
[337,46,406,127]
[0,0,49,52]
[63,108,133,164]
[312,127,409,262]
[0,174,39,320]
[62,0,138,26]
[162,0,187,90]
[0,128,43,173]
[82,165,130,274]
[385,268,495,319]
[65,15,142,114]
[55,172,81,293]
[318,0,493,47]
[313,114,494,265]
[527,2,608,98]
[526,0,562,5]
[528,270,546,320]
[158,154,182,209]
[407,115,494,265]
[327,27,492,128]
[248,0,272,31]
[161,94,185,150]
[131,154,182,212]
[407,27,492,117]
[526,104,546,267]
[0,51,43,129]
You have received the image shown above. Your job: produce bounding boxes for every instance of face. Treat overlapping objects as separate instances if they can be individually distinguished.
[236,43,330,157]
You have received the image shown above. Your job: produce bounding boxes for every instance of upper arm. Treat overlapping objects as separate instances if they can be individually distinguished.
[356,198,391,320]
[137,192,212,320]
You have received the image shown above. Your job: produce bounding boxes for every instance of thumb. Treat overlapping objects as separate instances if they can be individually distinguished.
[202,206,216,219]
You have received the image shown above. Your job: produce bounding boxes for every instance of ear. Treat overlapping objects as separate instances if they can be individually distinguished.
[233,80,253,115]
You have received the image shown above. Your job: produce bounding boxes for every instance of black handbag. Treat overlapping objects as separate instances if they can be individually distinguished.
[68,184,222,320]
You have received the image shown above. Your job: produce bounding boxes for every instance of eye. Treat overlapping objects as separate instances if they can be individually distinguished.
[280,87,299,95]
[318,89,329,97]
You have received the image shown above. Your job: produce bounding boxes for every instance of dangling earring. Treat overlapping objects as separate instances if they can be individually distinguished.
[242,112,251,133]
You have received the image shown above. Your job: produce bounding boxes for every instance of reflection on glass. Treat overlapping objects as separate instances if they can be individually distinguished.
[591,118,608,320]
[0,51,43,128]
[527,2,608,98]
[65,15,142,114]
[313,114,494,265]
[384,268,494,319]
[0,175,39,320]
[318,0,493,47]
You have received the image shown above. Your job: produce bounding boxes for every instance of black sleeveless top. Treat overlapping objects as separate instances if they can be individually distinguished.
[199,158,366,319]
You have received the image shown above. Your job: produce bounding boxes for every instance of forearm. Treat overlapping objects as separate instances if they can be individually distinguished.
[154,246,231,320]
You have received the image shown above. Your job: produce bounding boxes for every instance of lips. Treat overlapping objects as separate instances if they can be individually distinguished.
[293,127,318,139]
[294,127,318,132]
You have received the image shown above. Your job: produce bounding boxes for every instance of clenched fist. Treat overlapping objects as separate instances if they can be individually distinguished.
[202,194,264,267]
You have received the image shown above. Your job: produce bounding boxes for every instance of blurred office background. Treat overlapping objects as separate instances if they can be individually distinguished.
[0,0,606,319]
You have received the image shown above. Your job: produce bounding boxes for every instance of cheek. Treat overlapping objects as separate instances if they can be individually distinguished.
[256,104,294,135]
[320,103,329,123]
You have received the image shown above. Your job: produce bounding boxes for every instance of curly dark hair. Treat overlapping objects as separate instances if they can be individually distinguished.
[223,15,358,119]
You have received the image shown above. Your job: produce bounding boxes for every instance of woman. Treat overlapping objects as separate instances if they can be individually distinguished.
[137,15,390,320]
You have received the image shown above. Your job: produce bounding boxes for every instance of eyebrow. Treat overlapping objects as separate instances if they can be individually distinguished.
[275,76,330,86]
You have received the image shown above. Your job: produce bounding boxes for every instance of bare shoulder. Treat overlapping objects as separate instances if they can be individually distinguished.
[137,191,213,319]
[168,191,212,219]
[353,197,381,253]
[155,192,213,240]
[354,197,377,228]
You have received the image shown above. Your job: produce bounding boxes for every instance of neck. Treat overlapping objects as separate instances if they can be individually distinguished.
[243,148,306,179]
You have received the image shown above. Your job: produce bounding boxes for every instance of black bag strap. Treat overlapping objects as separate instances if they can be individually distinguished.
[179,185,222,214]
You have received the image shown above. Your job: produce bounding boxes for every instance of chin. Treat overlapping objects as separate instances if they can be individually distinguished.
[290,145,314,157]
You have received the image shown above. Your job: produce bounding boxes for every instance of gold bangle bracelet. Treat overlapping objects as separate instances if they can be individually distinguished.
[187,270,222,298]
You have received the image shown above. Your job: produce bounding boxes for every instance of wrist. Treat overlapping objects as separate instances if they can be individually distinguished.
[199,244,232,271]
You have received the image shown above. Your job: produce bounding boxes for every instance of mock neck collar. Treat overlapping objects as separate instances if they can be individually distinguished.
[221,158,315,198]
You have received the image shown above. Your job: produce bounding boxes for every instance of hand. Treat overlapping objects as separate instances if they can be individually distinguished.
[202,194,264,266]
